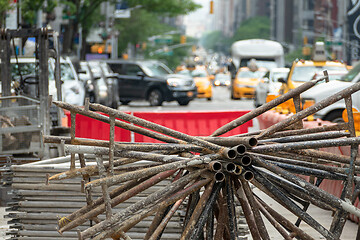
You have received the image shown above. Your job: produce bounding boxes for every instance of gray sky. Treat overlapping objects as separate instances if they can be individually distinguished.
[184,0,210,37]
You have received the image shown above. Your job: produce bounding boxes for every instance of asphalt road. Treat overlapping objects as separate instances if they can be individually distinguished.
[117,85,256,112]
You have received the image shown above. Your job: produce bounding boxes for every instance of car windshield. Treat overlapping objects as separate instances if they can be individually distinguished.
[273,72,289,82]
[215,74,231,80]
[11,63,36,79]
[292,65,347,82]
[60,63,76,81]
[238,70,265,78]
[177,69,192,77]
[191,69,207,77]
[142,62,172,77]
[340,63,360,82]
[253,60,277,70]
[88,62,103,78]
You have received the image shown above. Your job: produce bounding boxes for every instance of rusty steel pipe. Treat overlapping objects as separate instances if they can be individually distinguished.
[252,155,360,218]
[200,136,258,148]
[208,161,222,172]
[214,171,225,182]
[258,81,360,138]
[223,161,236,173]
[52,101,182,144]
[80,169,207,239]
[98,178,212,240]
[252,137,360,152]
[44,135,206,153]
[259,131,350,144]
[242,170,255,181]
[251,153,353,175]
[234,154,252,167]
[89,102,234,158]
[58,169,177,233]
[251,167,336,239]
[84,154,219,189]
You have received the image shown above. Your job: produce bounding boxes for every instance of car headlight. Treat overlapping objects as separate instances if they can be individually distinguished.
[99,90,108,98]
[167,78,181,87]
[214,80,220,86]
[225,80,230,86]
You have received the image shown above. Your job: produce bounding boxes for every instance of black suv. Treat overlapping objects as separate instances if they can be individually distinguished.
[104,59,197,106]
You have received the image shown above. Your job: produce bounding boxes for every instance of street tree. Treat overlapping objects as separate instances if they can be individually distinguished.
[0,1,13,28]
[61,0,200,58]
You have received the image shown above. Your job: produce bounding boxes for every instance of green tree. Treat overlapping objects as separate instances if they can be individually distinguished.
[0,1,13,28]
[115,9,173,55]
[231,16,270,42]
[201,31,227,53]
[60,0,200,58]
[201,16,271,55]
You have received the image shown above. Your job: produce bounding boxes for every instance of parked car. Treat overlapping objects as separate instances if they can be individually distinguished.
[301,62,360,122]
[104,59,197,106]
[231,67,267,99]
[254,67,290,107]
[214,72,231,86]
[79,61,109,106]
[10,56,85,106]
[93,61,120,108]
[191,67,213,101]
[83,60,119,108]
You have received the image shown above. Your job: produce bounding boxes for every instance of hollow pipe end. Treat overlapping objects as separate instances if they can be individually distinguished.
[214,172,225,182]
[233,144,247,155]
[224,148,237,159]
[242,171,254,181]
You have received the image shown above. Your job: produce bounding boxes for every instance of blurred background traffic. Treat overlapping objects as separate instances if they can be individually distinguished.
[1,1,359,115]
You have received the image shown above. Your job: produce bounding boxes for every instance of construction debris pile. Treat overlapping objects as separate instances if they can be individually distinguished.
[6,73,360,239]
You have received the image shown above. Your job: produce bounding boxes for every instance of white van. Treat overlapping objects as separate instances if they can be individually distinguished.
[301,62,360,122]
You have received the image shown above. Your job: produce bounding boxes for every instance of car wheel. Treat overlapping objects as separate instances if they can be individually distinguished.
[177,99,190,106]
[231,90,240,100]
[324,110,344,123]
[120,100,131,105]
[148,89,163,106]
[207,97,212,101]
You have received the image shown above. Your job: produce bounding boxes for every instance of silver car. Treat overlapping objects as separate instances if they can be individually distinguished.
[254,67,289,107]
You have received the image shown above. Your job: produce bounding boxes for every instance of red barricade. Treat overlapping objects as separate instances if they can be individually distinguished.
[65,111,131,142]
[133,111,252,143]
[65,110,253,143]
[257,110,360,223]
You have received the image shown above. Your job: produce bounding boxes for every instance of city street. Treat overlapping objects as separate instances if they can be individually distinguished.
[118,86,255,112]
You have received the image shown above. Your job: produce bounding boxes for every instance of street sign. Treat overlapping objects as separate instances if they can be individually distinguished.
[154,38,173,44]
[325,41,342,46]
[114,9,131,18]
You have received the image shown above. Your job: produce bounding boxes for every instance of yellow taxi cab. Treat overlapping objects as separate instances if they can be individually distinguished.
[279,42,348,94]
[191,67,213,101]
[231,67,267,99]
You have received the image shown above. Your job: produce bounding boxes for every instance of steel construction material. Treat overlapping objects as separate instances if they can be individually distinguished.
[18,76,360,240]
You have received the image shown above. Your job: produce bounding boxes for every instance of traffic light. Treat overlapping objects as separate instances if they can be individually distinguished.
[303,36,308,45]
[210,0,214,14]
[180,35,186,44]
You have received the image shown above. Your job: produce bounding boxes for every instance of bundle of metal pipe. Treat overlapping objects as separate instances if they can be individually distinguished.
[30,77,360,240]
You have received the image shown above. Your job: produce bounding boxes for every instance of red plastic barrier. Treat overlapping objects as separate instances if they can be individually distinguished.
[65,111,131,142]
[133,111,252,143]
[65,110,253,143]
[257,110,360,223]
